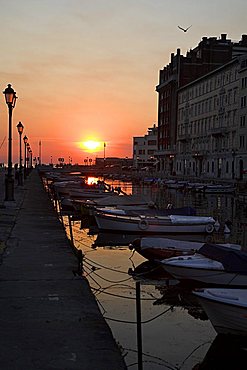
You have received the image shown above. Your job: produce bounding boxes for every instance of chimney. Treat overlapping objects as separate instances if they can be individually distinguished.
[241,34,247,45]
[221,33,227,41]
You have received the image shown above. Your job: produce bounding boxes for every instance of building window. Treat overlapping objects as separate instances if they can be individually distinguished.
[226,161,229,173]
[242,77,247,88]
[240,135,246,148]
[240,115,246,127]
[241,96,247,108]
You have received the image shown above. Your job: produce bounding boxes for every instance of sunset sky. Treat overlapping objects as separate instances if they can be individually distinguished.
[0,0,246,165]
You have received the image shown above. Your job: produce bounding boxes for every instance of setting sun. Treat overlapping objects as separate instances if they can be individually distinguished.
[82,140,101,152]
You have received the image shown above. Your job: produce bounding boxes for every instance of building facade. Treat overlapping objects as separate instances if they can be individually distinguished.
[155,34,247,176]
[176,56,247,180]
[133,124,158,169]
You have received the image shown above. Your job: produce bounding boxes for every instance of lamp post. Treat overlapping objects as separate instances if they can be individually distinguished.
[23,135,28,178]
[29,149,33,170]
[103,142,106,168]
[3,84,17,201]
[26,143,30,174]
[16,121,24,186]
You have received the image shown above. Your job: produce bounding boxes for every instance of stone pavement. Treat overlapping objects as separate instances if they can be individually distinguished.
[0,169,126,370]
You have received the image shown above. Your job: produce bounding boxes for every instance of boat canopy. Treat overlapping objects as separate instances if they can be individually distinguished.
[199,244,247,273]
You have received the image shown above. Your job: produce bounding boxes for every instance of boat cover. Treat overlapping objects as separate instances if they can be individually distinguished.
[126,206,196,217]
[199,244,247,273]
[169,215,214,224]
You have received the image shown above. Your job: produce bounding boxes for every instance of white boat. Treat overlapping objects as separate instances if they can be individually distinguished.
[193,288,247,335]
[130,237,241,261]
[72,194,155,217]
[161,243,247,286]
[204,184,235,194]
[95,212,216,234]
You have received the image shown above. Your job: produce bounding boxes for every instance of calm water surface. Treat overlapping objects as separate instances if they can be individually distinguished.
[64,180,247,369]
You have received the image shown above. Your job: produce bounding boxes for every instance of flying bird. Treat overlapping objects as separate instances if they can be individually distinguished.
[178,25,192,32]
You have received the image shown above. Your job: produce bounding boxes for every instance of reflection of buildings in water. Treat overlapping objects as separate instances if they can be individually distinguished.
[92,232,143,247]
[130,262,209,320]
[154,284,208,321]
[193,334,247,370]
[128,260,174,284]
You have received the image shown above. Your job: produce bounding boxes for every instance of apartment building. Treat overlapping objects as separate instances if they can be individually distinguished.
[155,34,247,175]
[133,124,158,169]
[176,56,247,180]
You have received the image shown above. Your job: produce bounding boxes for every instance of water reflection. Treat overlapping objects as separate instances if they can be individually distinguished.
[129,261,208,320]
[92,232,144,247]
[63,181,247,370]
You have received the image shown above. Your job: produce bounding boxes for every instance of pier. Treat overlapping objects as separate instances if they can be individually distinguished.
[0,169,126,369]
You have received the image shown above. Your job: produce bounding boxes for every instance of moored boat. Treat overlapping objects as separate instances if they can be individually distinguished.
[193,288,247,335]
[130,237,240,261]
[161,243,247,286]
[95,212,216,234]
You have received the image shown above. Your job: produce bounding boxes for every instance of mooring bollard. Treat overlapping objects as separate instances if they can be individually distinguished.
[78,249,83,275]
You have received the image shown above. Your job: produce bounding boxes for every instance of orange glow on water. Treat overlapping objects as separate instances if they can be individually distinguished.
[87,176,99,184]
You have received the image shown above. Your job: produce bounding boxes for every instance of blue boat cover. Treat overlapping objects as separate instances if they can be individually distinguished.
[199,244,247,273]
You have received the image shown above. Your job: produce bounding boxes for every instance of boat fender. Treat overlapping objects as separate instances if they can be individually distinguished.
[138,219,149,230]
[206,224,214,234]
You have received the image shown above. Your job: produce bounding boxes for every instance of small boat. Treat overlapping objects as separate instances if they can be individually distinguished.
[203,184,235,194]
[95,212,216,234]
[129,237,240,261]
[193,288,247,336]
[72,194,156,217]
[161,243,247,286]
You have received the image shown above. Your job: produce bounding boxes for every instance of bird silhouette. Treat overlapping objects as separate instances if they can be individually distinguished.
[178,25,192,32]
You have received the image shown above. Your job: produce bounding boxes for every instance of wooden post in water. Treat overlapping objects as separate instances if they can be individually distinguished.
[136,281,143,370]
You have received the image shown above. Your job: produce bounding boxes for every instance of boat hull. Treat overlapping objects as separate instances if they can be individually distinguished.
[162,264,247,286]
[95,213,215,234]
[194,290,247,335]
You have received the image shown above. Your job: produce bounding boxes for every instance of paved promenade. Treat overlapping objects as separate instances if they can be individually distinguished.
[0,169,126,370]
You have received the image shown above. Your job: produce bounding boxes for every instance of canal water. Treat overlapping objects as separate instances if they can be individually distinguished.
[64,180,247,369]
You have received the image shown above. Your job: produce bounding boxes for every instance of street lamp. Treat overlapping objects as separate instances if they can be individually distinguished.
[26,143,30,173]
[103,142,106,168]
[3,84,17,201]
[23,135,28,178]
[29,149,33,170]
[16,121,24,185]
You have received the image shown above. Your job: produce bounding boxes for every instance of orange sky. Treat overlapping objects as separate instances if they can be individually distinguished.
[0,0,246,165]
